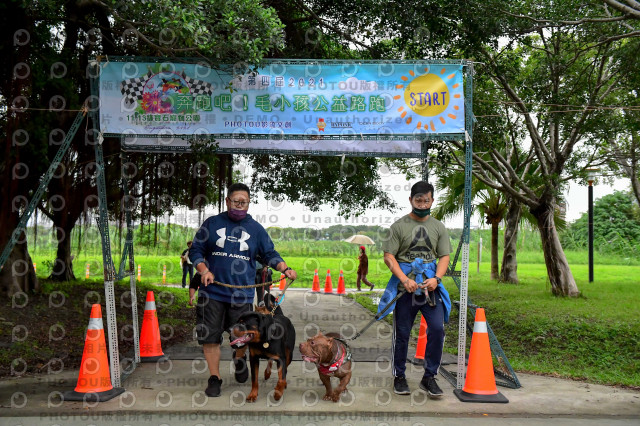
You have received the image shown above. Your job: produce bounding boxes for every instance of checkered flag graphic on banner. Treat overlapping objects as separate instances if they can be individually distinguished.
[120,70,153,106]
[182,72,214,97]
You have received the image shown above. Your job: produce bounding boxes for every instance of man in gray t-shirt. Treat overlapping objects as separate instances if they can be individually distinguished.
[383,181,451,399]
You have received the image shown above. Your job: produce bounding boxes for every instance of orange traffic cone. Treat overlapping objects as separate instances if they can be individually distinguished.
[454,308,508,403]
[411,315,428,364]
[139,291,168,362]
[62,304,124,402]
[279,273,286,290]
[324,269,333,293]
[337,270,346,294]
[311,269,320,292]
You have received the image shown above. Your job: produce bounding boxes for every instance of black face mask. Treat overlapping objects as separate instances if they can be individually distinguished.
[412,207,430,218]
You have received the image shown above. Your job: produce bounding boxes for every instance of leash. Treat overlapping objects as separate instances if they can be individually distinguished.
[209,276,290,289]
[345,277,436,342]
[345,289,406,341]
[271,277,295,315]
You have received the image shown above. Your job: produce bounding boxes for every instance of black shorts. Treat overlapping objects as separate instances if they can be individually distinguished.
[195,295,252,344]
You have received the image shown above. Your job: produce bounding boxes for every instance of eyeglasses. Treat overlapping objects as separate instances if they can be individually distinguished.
[229,199,249,207]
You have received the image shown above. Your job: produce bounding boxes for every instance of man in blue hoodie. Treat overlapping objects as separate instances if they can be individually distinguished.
[382,181,451,399]
[189,183,297,397]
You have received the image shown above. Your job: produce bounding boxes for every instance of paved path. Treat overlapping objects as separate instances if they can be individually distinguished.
[1,290,639,424]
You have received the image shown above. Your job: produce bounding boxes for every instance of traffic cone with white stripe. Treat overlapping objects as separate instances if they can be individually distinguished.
[279,273,286,290]
[139,291,168,362]
[324,269,333,293]
[454,308,508,403]
[62,304,124,402]
[337,270,346,294]
[311,269,320,292]
[411,315,428,364]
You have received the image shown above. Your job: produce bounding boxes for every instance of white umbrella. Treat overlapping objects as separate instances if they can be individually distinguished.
[343,235,375,245]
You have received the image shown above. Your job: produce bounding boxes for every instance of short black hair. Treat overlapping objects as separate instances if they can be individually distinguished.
[227,182,251,198]
[410,181,434,198]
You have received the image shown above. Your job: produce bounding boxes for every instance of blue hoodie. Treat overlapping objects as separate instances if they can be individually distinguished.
[189,212,284,304]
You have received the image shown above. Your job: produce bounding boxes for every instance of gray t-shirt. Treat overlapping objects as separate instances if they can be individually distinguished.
[383,214,451,264]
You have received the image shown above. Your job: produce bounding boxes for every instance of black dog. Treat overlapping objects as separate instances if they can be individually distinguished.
[229,295,295,402]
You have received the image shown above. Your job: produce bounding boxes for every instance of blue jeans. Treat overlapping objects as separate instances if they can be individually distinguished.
[392,290,445,378]
[182,264,193,288]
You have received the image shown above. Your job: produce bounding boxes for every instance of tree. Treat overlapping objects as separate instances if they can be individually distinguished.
[1,0,285,294]
[440,0,638,296]
[563,191,640,252]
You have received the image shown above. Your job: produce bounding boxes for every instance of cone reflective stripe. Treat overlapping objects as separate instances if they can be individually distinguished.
[139,291,168,362]
[137,264,141,282]
[311,269,320,292]
[279,273,286,290]
[85,263,90,279]
[454,308,508,403]
[324,269,333,293]
[413,316,428,362]
[33,263,36,273]
[337,270,346,294]
[162,264,166,284]
[62,304,124,402]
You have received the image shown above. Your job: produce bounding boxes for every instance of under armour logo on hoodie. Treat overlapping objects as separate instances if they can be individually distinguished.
[216,228,250,251]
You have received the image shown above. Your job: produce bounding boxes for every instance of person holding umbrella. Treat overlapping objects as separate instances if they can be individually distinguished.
[357,245,375,291]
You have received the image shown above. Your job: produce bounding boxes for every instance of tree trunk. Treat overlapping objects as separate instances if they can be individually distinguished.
[490,221,499,280]
[49,224,76,281]
[531,201,580,297]
[500,199,521,283]
[0,231,39,297]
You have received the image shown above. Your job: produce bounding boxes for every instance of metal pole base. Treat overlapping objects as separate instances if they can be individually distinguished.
[453,388,509,403]
[62,387,125,402]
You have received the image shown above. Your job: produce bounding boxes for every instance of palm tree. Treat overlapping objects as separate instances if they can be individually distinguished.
[433,172,508,280]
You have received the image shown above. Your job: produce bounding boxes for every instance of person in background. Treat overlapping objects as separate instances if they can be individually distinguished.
[181,240,193,288]
[254,261,273,307]
[356,245,375,291]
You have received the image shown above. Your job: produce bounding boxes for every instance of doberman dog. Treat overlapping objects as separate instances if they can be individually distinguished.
[229,294,295,402]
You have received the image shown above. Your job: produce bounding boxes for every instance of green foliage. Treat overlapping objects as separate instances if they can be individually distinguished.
[561,191,640,255]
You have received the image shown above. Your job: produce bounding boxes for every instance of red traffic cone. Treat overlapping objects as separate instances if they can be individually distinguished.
[324,269,333,293]
[279,273,286,290]
[311,269,320,292]
[62,304,124,402]
[139,291,168,362]
[337,270,346,294]
[454,308,508,403]
[411,315,428,364]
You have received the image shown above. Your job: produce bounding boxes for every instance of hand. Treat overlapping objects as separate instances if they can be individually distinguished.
[419,277,438,292]
[202,270,214,286]
[189,296,196,306]
[283,267,297,281]
[402,278,419,293]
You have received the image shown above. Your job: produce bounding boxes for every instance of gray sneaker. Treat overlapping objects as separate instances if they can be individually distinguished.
[393,375,411,395]
[420,376,443,398]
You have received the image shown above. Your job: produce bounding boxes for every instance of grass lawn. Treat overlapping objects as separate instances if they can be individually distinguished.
[353,261,640,389]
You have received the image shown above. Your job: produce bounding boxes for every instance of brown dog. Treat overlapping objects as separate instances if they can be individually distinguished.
[299,332,352,402]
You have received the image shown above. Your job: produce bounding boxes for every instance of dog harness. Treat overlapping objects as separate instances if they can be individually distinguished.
[317,338,352,375]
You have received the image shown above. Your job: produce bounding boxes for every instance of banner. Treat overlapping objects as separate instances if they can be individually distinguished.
[98,60,466,155]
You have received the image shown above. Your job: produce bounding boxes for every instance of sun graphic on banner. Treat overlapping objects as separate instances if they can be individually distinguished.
[393,67,463,132]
